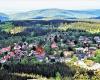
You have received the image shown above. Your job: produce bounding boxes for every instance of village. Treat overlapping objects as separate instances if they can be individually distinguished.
[0,30,100,71]
[1,0,100,79]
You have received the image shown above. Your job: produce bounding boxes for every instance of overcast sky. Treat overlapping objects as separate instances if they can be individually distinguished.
[0,0,100,14]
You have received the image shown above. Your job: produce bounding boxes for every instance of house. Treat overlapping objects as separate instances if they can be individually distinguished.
[75,48,84,53]
[79,36,85,42]
[68,41,76,47]
[88,47,97,57]
[63,51,73,58]
[96,40,100,43]
[75,48,87,59]
[94,36,100,41]
[94,36,100,43]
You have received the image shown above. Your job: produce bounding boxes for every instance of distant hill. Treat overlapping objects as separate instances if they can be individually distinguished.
[8,9,100,20]
[0,9,99,21]
[0,13,9,22]
[91,16,100,19]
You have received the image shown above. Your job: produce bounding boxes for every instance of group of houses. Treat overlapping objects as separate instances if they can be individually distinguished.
[0,42,46,63]
[0,32,100,69]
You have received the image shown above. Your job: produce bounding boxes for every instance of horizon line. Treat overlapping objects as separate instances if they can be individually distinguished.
[1,8,100,15]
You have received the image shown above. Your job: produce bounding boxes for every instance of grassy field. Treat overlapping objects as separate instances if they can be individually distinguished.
[58,22,100,33]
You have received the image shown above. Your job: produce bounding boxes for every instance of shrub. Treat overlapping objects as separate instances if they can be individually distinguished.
[55,72,62,80]
[74,71,89,80]
[89,49,100,63]
[20,57,29,65]
[71,55,78,62]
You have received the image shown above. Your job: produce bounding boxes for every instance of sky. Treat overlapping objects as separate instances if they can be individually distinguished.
[0,0,100,14]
